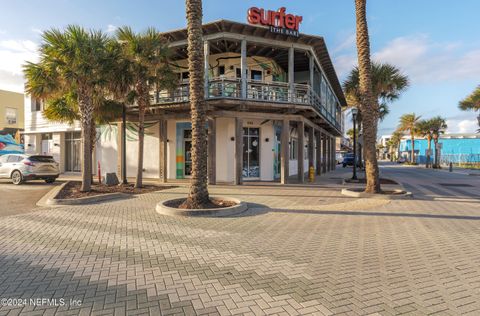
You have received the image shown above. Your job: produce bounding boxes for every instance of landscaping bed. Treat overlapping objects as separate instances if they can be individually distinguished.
[56,181,174,199]
[344,178,398,185]
[165,198,237,209]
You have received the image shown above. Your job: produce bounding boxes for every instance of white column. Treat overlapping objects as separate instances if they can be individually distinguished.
[204,41,210,98]
[241,39,247,99]
[288,46,294,101]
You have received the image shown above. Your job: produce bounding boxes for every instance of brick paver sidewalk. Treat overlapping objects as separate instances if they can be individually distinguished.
[0,181,479,315]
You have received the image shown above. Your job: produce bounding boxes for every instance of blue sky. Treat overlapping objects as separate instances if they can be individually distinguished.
[0,0,479,135]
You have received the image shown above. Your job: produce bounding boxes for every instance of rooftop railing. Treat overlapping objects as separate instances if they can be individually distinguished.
[151,78,342,132]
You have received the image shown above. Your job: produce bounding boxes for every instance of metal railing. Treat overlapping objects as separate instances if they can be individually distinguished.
[151,78,342,132]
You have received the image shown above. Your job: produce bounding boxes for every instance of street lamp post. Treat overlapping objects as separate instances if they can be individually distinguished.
[351,108,358,180]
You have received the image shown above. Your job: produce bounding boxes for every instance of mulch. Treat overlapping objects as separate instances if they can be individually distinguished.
[166,198,237,209]
[56,181,175,199]
[345,178,399,185]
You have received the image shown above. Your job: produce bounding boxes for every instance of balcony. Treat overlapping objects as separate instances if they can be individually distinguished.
[151,78,342,132]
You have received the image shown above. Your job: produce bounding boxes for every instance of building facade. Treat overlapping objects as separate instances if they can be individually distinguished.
[399,133,480,165]
[23,18,346,184]
[0,89,24,137]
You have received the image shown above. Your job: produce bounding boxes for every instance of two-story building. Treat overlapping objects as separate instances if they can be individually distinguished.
[24,18,347,184]
[0,89,24,138]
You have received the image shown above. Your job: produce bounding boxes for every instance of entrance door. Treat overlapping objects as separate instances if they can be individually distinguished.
[66,132,81,172]
[274,130,281,179]
[183,129,192,177]
[243,128,260,179]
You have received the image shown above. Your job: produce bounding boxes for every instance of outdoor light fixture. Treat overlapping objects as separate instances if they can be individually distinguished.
[351,107,358,181]
[265,138,269,142]
[230,137,235,141]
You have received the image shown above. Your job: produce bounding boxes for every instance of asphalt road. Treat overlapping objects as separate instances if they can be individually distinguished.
[0,180,58,217]
[379,162,480,200]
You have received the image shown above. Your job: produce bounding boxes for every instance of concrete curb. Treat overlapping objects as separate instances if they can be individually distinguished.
[156,196,248,217]
[341,188,413,200]
[37,181,129,207]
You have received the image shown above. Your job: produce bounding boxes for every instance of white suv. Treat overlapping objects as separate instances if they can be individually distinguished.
[0,154,60,184]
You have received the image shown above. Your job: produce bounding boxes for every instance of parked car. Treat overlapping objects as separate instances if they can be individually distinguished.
[342,153,360,168]
[0,154,60,184]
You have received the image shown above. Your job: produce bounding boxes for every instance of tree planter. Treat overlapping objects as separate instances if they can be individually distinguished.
[156,196,247,217]
[341,188,412,200]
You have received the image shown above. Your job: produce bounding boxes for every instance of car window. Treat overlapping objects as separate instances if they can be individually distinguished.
[29,155,56,163]
[7,155,20,163]
[0,155,8,163]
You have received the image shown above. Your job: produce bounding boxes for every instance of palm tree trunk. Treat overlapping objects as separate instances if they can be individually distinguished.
[185,0,210,208]
[411,133,415,164]
[426,135,431,168]
[355,0,380,193]
[433,137,438,168]
[90,121,96,183]
[78,92,92,192]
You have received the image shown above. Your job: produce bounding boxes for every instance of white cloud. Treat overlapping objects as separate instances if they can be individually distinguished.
[106,24,117,33]
[446,118,478,134]
[31,28,42,35]
[0,39,39,92]
[372,35,480,83]
[0,30,6,35]
[332,33,480,84]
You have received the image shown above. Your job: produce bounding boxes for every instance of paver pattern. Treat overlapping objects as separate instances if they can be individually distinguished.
[0,164,480,315]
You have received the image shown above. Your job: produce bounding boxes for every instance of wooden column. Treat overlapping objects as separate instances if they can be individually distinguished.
[288,46,294,102]
[322,132,327,173]
[241,39,247,99]
[158,120,167,183]
[281,119,290,184]
[204,41,210,98]
[308,126,314,169]
[235,117,243,185]
[297,121,304,183]
[208,118,216,185]
[315,130,321,175]
[309,53,314,89]
[327,136,332,171]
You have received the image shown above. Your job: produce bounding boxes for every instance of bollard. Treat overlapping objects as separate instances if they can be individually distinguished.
[309,166,315,182]
[449,162,453,172]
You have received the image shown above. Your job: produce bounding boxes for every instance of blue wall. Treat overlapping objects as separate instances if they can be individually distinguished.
[399,138,480,163]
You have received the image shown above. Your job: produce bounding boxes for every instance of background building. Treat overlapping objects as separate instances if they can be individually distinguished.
[399,133,480,166]
[0,89,24,139]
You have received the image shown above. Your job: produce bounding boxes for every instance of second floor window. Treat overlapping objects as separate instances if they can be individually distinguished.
[31,98,43,112]
[5,107,17,125]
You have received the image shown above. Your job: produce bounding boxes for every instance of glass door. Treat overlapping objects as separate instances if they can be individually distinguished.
[243,128,260,179]
[183,129,192,177]
[274,129,281,179]
[66,132,81,172]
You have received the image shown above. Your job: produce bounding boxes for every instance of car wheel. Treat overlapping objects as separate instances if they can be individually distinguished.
[11,170,23,185]
[45,178,56,183]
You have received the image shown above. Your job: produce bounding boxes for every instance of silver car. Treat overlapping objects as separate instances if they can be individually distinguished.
[0,154,60,184]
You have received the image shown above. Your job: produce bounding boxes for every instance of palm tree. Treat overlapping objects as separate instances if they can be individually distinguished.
[343,62,409,121]
[115,27,177,188]
[354,0,380,193]
[416,119,433,167]
[459,86,480,132]
[24,26,111,192]
[42,91,123,156]
[387,131,402,161]
[429,116,447,168]
[184,0,210,208]
[397,113,421,163]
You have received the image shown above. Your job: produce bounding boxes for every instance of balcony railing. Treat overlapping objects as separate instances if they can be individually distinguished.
[151,78,342,132]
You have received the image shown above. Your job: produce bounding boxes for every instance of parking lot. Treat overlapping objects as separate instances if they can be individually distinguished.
[0,180,57,217]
